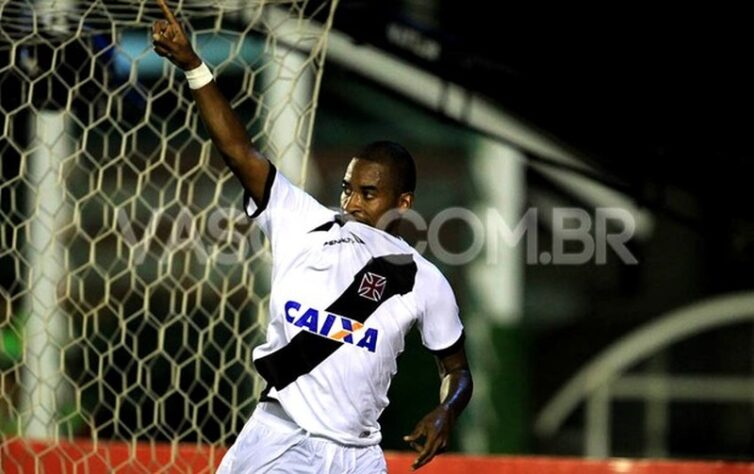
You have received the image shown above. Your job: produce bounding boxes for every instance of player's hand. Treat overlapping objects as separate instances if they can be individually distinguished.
[151,0,201,71]
[403,405,454,470]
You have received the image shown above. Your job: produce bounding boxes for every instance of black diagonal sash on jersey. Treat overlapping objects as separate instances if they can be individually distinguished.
[254,254,417,390]
[308,214,346,233]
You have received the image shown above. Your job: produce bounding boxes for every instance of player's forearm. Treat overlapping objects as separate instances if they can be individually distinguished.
[190,82,253,168]
[439,368,473,419]
[151,9,252,166]
[151,8,269,201]
[187,75,269,201]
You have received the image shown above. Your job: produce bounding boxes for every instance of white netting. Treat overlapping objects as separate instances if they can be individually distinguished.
[0,0,337,467]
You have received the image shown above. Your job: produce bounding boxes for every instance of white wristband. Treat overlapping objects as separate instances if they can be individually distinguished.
[185,62,213,90]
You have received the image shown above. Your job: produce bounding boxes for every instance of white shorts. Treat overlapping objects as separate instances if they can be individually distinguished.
[216,402,387,474]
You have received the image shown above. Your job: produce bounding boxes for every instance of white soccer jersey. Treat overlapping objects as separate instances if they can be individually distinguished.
[244,164,464,447]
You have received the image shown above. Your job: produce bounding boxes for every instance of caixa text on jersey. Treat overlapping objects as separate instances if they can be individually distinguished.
[284,300,379,353]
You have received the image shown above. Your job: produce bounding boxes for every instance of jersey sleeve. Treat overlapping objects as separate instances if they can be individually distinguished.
[415,268,465,356]
[244,163,336,255]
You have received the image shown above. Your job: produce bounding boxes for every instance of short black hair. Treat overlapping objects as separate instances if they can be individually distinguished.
[355,140,417,194]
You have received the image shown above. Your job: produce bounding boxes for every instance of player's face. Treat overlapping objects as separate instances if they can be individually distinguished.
[340,158,411,229]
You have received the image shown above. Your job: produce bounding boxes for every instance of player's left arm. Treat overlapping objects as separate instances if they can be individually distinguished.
[404,345,473,470]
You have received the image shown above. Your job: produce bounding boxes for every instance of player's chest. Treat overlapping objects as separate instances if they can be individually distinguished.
[271,243,418,352]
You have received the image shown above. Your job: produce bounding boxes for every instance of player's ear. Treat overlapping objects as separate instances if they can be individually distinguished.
[396,192,414,211]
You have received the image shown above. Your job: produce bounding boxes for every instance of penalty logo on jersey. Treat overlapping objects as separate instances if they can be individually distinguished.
[358,272,386,302]
[284,300,379,352]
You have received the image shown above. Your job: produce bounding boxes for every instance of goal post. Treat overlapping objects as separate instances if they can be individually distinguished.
[0,0,339,467]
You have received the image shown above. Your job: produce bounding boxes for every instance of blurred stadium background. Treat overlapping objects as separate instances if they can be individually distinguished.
[2,0,754,471]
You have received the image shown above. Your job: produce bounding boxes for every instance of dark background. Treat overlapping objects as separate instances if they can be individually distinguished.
[318,1,754,459]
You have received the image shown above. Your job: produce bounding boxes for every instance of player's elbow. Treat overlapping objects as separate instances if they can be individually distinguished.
[466,369,474,398]
[460,367,473,392]
[456,367,474,404]
[221,147,270,198]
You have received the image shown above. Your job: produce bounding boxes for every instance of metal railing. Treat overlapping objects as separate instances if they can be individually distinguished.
[535,292,754,457]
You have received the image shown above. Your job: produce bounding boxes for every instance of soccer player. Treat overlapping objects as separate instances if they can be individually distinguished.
[152,2,473,472]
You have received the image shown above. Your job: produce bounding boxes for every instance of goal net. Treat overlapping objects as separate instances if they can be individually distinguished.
[0,0,338,470]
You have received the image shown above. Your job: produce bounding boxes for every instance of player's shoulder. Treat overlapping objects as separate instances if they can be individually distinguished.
[350,223,452,285]
[411,251,451,288]
[407,251,457,315]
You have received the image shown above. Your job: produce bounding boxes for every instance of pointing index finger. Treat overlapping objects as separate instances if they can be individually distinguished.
[156,0,178,25]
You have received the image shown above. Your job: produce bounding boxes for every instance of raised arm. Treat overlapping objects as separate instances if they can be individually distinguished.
[151,0,270,203]
[404,346,473,470]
